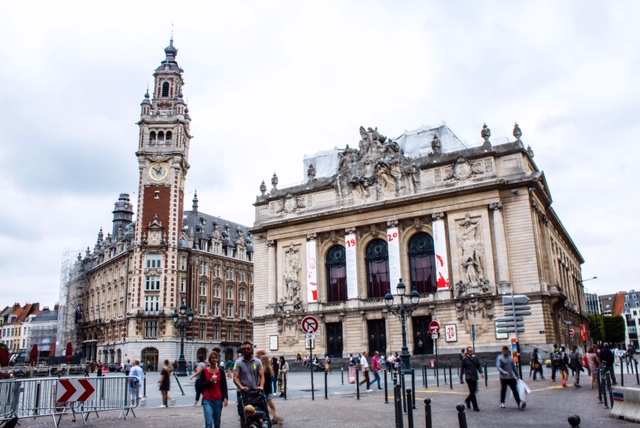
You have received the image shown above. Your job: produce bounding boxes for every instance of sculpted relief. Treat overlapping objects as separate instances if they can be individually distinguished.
[455,213,491,297]
[334,126,421,201]
[283,243,301,301]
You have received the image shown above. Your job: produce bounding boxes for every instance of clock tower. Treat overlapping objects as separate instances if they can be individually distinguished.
[131,38,192,321]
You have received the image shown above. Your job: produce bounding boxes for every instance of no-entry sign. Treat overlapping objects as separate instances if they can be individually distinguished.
[301,316,319,334]
[429,319,441,335]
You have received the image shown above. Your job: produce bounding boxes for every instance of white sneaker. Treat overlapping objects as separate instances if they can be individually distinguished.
[366,389,373,392]
[500,402,505,408]
[158,405,166,408]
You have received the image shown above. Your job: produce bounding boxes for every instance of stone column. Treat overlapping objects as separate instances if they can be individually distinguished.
[489,202,511,290]
[267,239,277,306]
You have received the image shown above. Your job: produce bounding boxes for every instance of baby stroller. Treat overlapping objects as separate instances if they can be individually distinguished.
[238,389,272,428]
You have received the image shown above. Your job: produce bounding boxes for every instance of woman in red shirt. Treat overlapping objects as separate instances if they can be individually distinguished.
[201,351,228,428]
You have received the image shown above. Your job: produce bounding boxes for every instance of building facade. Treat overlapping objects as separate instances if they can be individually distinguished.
[585,292,602,315]
[251,124,587,358]
[59,40,254,368]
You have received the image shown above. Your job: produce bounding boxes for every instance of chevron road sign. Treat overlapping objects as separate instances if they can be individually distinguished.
[56,378,96,403]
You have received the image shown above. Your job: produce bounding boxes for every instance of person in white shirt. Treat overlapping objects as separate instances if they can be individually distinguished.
[129,360,145,406]
[359,351,372,391]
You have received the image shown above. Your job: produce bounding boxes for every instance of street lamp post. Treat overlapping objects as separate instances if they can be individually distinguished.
[385,278,420,374]
[172,303,194,377]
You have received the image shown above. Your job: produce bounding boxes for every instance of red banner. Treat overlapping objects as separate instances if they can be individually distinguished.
[580,323,588,342]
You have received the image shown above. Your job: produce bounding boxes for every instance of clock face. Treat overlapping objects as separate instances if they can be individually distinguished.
[149,162,169,181]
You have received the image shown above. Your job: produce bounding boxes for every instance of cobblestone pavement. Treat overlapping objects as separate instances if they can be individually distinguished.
[13,369,640,427]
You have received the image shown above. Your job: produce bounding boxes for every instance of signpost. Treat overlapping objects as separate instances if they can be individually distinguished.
[430,319,440,385]
[496,294,531,341]
[301,316,319,401]
[568,328,575,348]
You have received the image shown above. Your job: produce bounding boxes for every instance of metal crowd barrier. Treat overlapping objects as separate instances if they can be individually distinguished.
[0,375,137,427]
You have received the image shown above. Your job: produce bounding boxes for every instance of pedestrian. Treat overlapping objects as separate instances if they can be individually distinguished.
[295,352,302,363]
[393,352,401,374]
[586,345,601,389]
[324,354,331,373]
[84,362,90,377]
[97,360,103,377]
[191,354,207,406]
[600,343,617,385]
[188,360,193,375]
[359,351,372,392]
[496,346,525,410]
[200,351,228,428]
[233,341,264,428]
[370,351,382,389]
[531,348,545,381]
[460,346,483,411]
[256,350,284,425]
[569,345,583,387]
[129,359,144,407]
[158,359,172,407]
[226,357,235,378]
[278,356,288,397]
[146,360,151,372]
[558,346,570,387]
[124,359,131,376]
[271,357,279,394]
[550,344,562,382]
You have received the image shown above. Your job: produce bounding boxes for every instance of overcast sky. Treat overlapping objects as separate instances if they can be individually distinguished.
[1,1,636,309]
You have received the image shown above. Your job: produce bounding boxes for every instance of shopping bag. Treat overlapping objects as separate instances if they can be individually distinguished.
[517,379,531,400]
[348,366,356,384]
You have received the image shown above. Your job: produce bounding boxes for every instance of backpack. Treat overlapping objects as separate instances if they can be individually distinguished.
[552,350,563,366]
[129,377,139,388]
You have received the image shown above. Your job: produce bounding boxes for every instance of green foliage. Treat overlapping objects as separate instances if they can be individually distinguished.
[603,315,626,344]
[588,313,605,343]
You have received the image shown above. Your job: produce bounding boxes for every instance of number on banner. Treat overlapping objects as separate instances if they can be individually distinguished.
[387,232,398,242]
[347,238,356,248]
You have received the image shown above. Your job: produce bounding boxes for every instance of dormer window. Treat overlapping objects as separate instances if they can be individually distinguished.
[162,82,170,97]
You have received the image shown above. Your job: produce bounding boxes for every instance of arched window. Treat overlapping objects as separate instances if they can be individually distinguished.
[325,245,346,302]
[409,232,436,294]
[161,82,170,97]
[365,239,389,298]
[166,131,172,142]
[149,131,156,144]
[158,131,164,143]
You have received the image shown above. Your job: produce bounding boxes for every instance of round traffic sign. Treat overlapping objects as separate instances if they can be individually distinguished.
[301,316,319,334]
[568,328,575,337]
[429,319,440,334]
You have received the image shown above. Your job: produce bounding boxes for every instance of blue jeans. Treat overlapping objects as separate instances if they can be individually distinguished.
[371,370,381,388]
[203,399,223,428]
[272,374,278,395]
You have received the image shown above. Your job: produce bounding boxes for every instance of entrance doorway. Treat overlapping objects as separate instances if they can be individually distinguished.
[141,347,159,371]
[367,319,386,355]
[412,316,433,354]
[326,322,343,358]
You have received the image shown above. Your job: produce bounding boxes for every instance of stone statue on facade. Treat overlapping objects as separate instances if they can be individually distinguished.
[307,163,316,181]
[456,213,490,296]
[284,244,301,301]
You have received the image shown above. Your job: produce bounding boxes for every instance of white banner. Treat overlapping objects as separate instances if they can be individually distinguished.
[345,233,358,299]
[306,240,318,302]
[433,219,450,290]
[387,226,401,294]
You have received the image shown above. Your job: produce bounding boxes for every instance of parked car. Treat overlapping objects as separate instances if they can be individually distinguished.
[107,363,121,373]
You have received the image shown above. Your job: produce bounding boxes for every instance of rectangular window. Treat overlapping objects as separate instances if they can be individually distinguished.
[227,286,234,300]
[213,284,221,298]
[213,324,220,340]
[226,303,234,318]
[239,305,246,318]
[200,261,208,275]
[199,300,207,315]
[146,254,162,269]
[226,267,234,280]
[180,256,187,271]
[180,277,187,293]
[240,325,246,342]
[214,265,221,278]
[199,282,207,296]
[239,270,246,283]
[144,296,159,314]
[239,287,246,301]
[213,302,220,316]
[144,321,158,339]
[145,276,161,290]
[227,324,233,341]
[199,240,209,251]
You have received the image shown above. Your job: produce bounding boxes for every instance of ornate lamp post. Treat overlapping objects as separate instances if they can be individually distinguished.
[385,278,420,374]
[172,303,194,377]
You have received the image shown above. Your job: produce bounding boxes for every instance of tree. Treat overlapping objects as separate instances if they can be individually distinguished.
[588,313,605,343]
[603,315,626,344]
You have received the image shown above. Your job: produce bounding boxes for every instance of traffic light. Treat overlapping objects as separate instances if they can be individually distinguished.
[496,295,531,334]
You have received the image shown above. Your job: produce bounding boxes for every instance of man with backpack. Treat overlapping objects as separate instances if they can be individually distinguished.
[550,344,562,382]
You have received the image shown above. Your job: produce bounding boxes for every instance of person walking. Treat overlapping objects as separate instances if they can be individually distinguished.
[569,345,583,387]
[370,351,382,389]
[233,341,264,428]
[129,359,144,407]
[158,359,172,408]
[359,351,372,392]
[257,350,284,425]
[270,357,279,395]
[558,346,570,387]
[496,346,525,410]
[278,356,289,397]
[600,343,617,385]
[200,351,228,428]
[460,346,483,411]
[586,345,601,389]
[191,355,207,406]
[324,354,332,373]
[531,348,545,381]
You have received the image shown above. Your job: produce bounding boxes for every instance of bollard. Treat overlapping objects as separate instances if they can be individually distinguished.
[602,370,610,409]
[411,369,416,409]
[444,365,447,385]
[324,369,328,400]
[394,384,404,428]
[341,365,344,385]
[484,362,488,388]
[597,367,603,403]
[401,372,407,413]
[424,398,433,428]
[607,371,614,407]
[456,403,468,428]
[173,373,185,395]
[621,361,625,387]
[436,364,440,387]
[384,367,389,404]
[406,388,414,428]
[635,360,639,385]
[422,365,426,387]
[356,365,360,400]
[568,415,581,427]
[449,365,453,390]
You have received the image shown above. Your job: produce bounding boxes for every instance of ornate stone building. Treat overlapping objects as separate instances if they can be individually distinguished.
[251,124,586,357]
[59,40,253,368]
